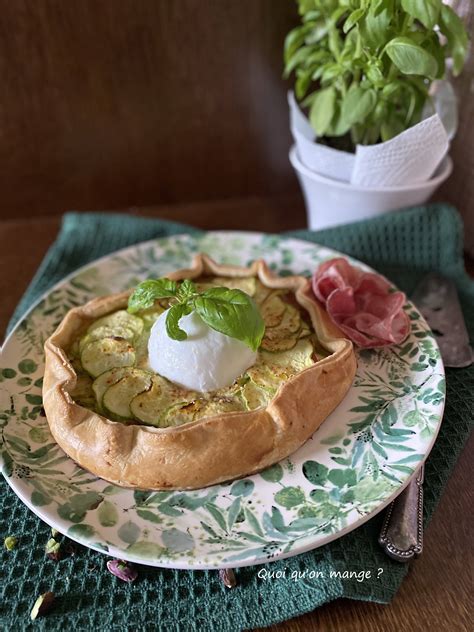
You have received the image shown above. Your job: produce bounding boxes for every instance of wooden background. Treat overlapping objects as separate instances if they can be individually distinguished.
[0,0,471,244]
[0,1,299,217]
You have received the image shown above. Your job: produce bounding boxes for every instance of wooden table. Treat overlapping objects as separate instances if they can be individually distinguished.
[0,199,472,632]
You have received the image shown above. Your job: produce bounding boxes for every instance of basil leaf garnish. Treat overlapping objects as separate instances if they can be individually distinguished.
[166,303,192,341]
[176,279,196,301]
[127,276,265,350]
[128,279,178,313]
[194,288,265,352]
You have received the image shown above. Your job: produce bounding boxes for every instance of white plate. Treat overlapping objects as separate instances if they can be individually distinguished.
[0,231,445,568]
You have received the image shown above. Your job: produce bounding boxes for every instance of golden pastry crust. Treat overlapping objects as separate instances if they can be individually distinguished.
[43,255,357,490]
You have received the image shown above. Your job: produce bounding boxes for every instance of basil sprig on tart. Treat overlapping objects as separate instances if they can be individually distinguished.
[67,276,320,428]
[128,278,265,352]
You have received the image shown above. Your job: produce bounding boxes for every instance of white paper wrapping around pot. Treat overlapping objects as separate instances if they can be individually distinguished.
[351,114,449,187]
[291,127,355,182]
[288,92,450,188]
[289,90,315,140]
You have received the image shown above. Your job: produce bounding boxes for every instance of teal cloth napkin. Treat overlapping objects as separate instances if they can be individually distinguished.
[1,204,473,631]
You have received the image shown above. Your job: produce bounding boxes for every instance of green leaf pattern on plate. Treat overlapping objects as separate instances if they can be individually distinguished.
[0,232,445,567]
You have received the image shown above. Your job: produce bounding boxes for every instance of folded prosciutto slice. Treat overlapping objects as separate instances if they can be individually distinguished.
[312,258,410,348]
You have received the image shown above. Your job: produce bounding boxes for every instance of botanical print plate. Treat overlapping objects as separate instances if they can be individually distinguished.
[0,232,445,569]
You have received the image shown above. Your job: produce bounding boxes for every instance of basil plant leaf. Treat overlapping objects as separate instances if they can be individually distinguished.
[385,36,438,79]
[326,103,351,137]
[439,4,469,76]
[194,287,265,352]
[309,87,336,136]
[341,87,376,127]
[401,0,440,31]
[284,24,312,64]
[128,279,178,313]
[372,0,388,18]
[285,0,469,146]
[343,8,365,34]
[165,303,192,341]
[360,6,392,50]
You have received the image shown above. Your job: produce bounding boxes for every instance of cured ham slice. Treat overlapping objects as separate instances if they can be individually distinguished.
[312,258,410,348]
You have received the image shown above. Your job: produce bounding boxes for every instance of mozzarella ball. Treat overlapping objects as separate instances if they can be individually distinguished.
[148,309,257,392]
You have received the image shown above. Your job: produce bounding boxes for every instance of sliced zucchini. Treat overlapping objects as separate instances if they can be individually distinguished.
[260,294,287,327]
[139,309,164,331]
[162,399,207,427]
[212,375,248,402]
[79,325,135,352]
[89,310,144,338]
[81,337,135,377]
[245,363,282,393]
[254,279,286,305]
[130,376,176,426]
[208,276,257,297]
[262,338,314,372]
[260,331,298,352]
[102,369,152,419]
[92,367,132,411]
[241,381,270,410]
[277,304,301,334]
[260,303,303,352]
[193,397,244,422]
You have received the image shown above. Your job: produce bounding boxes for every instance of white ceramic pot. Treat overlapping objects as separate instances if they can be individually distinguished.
[289,145,453,230]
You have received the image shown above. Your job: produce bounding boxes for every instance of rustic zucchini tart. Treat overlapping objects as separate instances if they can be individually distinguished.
[43,255,356,490]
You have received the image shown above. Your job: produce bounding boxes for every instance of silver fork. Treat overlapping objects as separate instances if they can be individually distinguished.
[378,465,424,561]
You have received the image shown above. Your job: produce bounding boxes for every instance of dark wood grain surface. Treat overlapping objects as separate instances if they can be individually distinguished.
[0,0,472,252]
[0,200,472,632]
[0,0,299,218]
[436,0,474,254]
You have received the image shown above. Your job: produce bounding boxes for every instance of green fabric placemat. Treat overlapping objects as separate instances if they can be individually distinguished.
[1,204,473,631]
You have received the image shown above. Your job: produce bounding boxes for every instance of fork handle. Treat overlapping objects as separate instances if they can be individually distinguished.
[378,465,424,562]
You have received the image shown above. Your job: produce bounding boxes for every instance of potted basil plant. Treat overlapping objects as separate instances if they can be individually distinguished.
[284,0,469,229]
